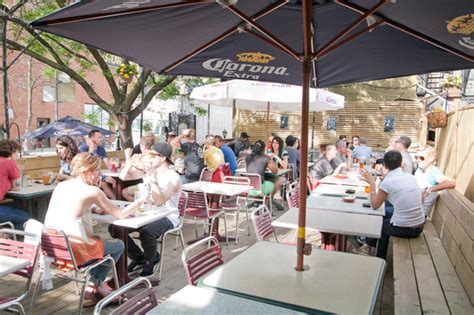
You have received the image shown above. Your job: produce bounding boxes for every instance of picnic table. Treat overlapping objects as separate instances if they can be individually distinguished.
[92,200,177,285]
[6,183,56,221]
[200,241,386,314]
[148,285,302,314]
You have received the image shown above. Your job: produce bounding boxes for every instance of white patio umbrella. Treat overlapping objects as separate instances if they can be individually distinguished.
[190,79,344,142]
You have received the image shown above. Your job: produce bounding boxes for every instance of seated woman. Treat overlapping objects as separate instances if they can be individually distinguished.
[45,152,144,305]
[309,144,346,180]
[55,135,79,182]
[0,140,30,230]
[245,140,278,210]
[267,136,289,210]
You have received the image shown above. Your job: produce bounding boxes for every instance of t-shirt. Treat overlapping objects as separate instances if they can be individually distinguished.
[330,152,346,169]
[379,168,425,227]
[204,146,225,170]
[0,157,20,200]
[414,166,443,216]
[232,139,249,157]
[401,151,414,174]
[283,146,300,178]
[309,156,333,180]
[78,144,107,159]
[352,145,372,161]
[60,160,72,176]
[220,144,237,175]
[180,142,204,181]
[154,169,181,227]
[245,155,269,182]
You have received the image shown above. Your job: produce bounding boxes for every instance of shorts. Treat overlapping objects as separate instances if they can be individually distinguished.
[126,184,140,195]
[248,180,274,197]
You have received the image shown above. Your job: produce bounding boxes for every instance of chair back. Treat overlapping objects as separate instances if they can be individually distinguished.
[0,229,39,278]
[251,205,275,241]
[40,227,77,271]
[94,277,157,315]
[237,158,246,169]
[286,182,300,208]
[181,236,224,286]
[178,191,189,217]
[186,191,207,212]
[199,167,214,182]
[287,163,297,182]
[239,172,262,191]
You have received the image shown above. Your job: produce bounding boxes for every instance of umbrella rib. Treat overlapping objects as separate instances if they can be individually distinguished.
[31,1,214,27]
[314,0,388,59]
[245,29,301,61]
[163,0,288,73]
[336,0,474,62]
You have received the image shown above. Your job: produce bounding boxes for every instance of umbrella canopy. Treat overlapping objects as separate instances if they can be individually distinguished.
[23,115,113,139]
[31,0,473,270]
[190,79,344,111]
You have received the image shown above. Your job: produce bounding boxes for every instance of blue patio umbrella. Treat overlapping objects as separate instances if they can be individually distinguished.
[23,115,113,139]
[31,0,473,270]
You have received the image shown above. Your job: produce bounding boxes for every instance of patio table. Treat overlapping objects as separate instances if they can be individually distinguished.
[101,170,142,200]
[92,201,177,285]
[312,183,367,199]
[6,183,56,221]
[306,194,385,250]
[318,174,368,186]
[148,285,302,314]
[200,241,386,314]
[182,181,252,243]
[0,256,31,277]
[234,168,291,177]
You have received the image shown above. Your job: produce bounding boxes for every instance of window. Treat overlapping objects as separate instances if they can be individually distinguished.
[84,104,110,130]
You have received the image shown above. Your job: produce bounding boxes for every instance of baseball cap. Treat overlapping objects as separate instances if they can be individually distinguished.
[151,143,174,165]
[240,132,250,138]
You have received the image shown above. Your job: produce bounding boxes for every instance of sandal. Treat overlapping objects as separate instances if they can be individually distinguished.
[83,287,99,307]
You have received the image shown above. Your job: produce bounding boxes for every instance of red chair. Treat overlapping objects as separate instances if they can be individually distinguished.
[199,167,214,182]
[30,227,120,315]
[286,181,300,208]
[221,176,251,244]
[184,191,228,243]
[93,277,157,315]
[251,205,280,242]
[156,191,188,279]
[181,236,224,286]
[0,229,40,315]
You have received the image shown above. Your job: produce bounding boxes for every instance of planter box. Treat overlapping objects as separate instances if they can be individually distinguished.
[427,111,448,128]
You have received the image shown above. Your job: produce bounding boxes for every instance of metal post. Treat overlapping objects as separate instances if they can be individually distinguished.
[54,70,59,121]
[139,71,145,139]
[2,15,10,139]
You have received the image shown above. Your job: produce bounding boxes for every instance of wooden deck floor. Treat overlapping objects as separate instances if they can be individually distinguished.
[1,203,394,314]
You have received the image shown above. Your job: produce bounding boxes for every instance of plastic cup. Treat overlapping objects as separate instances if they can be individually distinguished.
[364,185,372,193]
[42,175,51,185]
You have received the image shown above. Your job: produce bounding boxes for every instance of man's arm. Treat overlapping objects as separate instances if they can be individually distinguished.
[360,169,386,209]
[428,175,456,193]
[93,187,143,219]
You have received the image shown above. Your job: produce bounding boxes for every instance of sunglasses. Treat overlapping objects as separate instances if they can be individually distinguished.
[147,151,163,158]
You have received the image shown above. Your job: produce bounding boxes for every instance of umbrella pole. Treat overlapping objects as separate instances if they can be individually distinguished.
[296,0,312,272]
[265,101,270,148]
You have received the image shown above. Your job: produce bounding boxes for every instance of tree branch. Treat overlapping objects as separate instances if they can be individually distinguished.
[130,75,176,120]
[44,33,94,65]
[87,47,121,103]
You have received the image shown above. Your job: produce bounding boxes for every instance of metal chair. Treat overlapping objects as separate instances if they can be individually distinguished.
[238,172,272,210]
[286,181,300,208]
[0,229,40,315]
[181,236,224,286]
[184,191,228,244]
[250,205,280,242]
[30,227,120,315]
[199,167,214,182]
[220,176,251,244]
[156,191,188,279]
[93,277,157,315]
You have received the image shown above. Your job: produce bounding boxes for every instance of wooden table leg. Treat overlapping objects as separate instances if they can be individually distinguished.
[110,225,132,286]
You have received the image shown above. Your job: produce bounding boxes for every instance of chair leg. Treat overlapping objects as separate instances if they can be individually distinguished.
[29,270,43,313]
[179,232,185,249]
[73,270,81,295]
[222,214,228,245]
[158,236,165,279]
[235,209,240,245]
[78,273,91,315]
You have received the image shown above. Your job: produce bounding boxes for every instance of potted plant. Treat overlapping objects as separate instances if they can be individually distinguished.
[443,74,462,97]
[116,63,138,84]
[426,106,447,128]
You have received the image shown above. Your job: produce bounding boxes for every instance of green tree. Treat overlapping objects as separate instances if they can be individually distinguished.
[1,0,176,148]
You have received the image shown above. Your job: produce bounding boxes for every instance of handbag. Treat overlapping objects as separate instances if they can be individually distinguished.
[68,235,105,267]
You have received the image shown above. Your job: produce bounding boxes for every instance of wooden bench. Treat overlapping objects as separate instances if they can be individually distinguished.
[392,221,473,314]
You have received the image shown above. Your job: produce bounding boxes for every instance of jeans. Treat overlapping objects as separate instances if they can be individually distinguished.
[366,218,423,259]
[126,217,174,262]
[0,206,30,230]
[384,200,394,219]
[89,239,124,286]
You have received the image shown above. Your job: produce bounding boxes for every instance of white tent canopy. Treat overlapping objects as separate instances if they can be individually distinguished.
[190,79,345,112]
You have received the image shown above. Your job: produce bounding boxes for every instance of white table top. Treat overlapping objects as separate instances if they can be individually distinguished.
[235,168,291,177]
[272,207,383,238]
[147,285,301,314]
[100,170,121,178]
[92,200,177,229]
[0,256,31,277]
[201,242,386,314]
[182,181,252,196]
[312,183,367,199]
[6,183,56,198]
[307,194,385,216]
[319,173,368,186]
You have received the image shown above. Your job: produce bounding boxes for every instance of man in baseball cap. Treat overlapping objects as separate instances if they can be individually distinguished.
[228,131,251,157]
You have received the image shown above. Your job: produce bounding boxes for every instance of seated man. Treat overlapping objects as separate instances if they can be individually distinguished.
[359,150,425,259]
[414,146,455,217]
[115,143,181,277]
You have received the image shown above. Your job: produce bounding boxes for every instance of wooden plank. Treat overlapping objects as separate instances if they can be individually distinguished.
[410,234,450,314]
[392,237,422,315]
[424,222,474,313]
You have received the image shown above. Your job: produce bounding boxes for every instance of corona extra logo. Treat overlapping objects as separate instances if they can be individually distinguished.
[446,13,474,50]
[236,52,275,64]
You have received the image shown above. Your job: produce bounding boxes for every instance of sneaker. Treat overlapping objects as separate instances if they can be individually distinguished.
[352,244,372,255]
[140,253,161,277]
[127,259,144,273]
[355,236,366,246]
